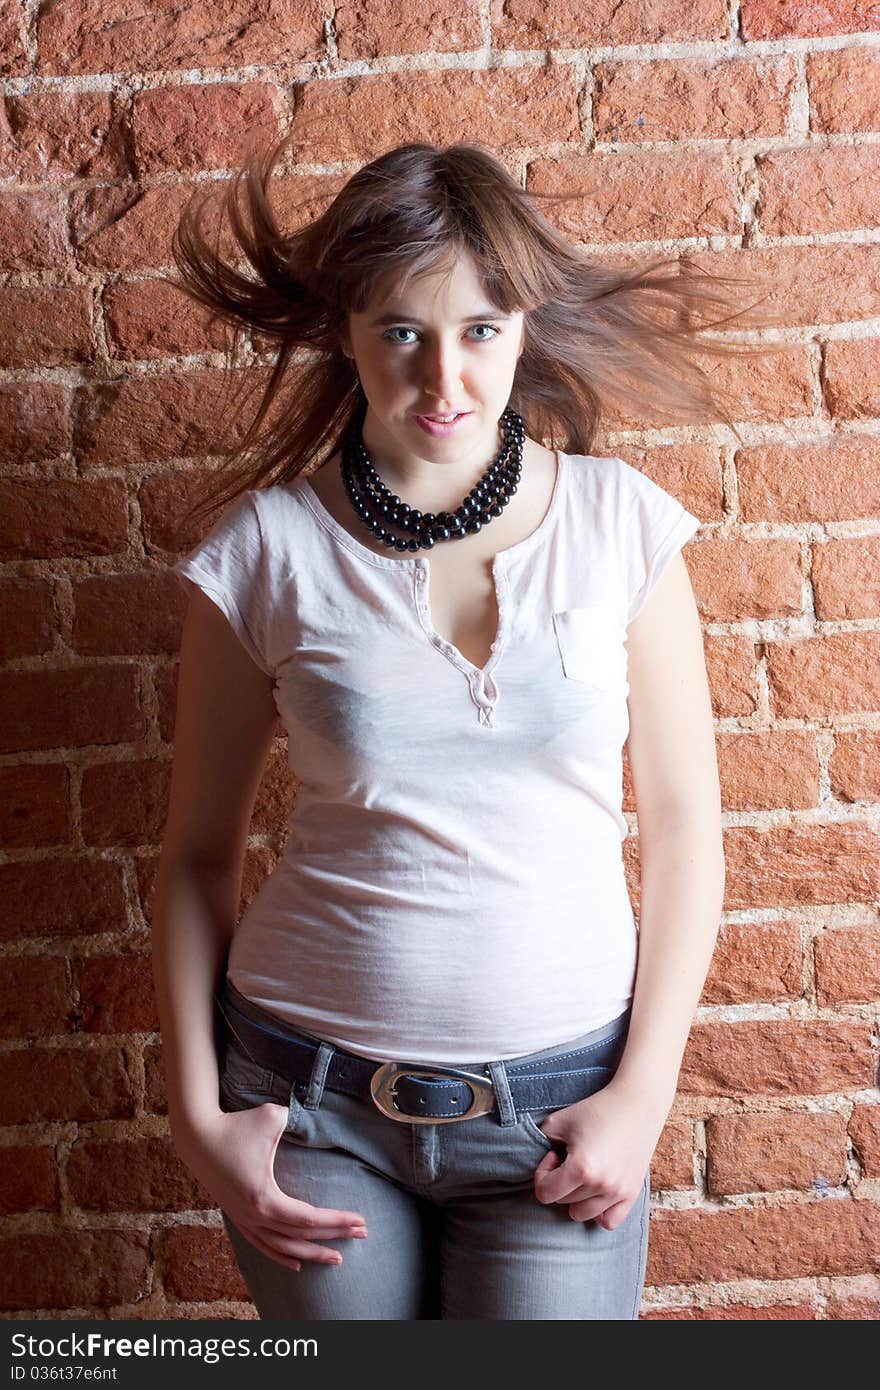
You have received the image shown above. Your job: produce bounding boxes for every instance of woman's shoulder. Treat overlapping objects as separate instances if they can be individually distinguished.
[567,451,690,521]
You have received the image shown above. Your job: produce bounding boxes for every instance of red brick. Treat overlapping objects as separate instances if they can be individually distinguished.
[614,340,813,431]
[0,4,28,76]
[620,447,722,520]
[0,1046,134,1124]
[737,437,880,522]
[722,823,879,910]
[73,954,159,1034]
[0,858,127,944]
[528,151,743,241]
[161,1224,250,1302]
[0,763,70,848]
[651,1119,696,1192]
[0,1230,148,1312]
[825,1293,880,1320]
[824,338,880,423]
[702,923,802,1005]
[716,731,819,811]
[0,1146,59,1217]
[251,745,297,836]
[38,1,324,75]
[132,83,281,175]
[679,1020,871,1097]
[0,578,55,660]
[814,927,880,1006]
[0,478,128,560]
[744,0,880,39]
[0,955,71,1039]
[0,665,145,754]
[849,1105,880,1180]
[705,1111,848,1194]
[704,634,760,718]
[67,1136,213,1212]
[337,1,482,58]
[829,730,880,803]
[144,1041,167,1116]
[0,91,128,182]
[757,145,880,236]
[0,285,92,369]
[155,660,179,745]
[0,381,71,464]
[766,632,880,718]
[683,538,802,622]
[104,276,230,360]
[72,570,186,656]
[73,368,269,469]
[0,191,69,271]
[491,0,730,46]
[81,759,171,846]
[647,1200,880,1284]
[72,180,235,273]
[289,67,579,162]
[687,243,880,330]
[808,46,880,134]
[593,57,795,141]
[812,535,880,620]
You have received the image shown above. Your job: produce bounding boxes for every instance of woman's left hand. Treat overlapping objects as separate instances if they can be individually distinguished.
[530,1079,669,1230]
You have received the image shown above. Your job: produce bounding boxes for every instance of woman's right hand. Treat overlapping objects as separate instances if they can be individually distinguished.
[172,1102,369,1271]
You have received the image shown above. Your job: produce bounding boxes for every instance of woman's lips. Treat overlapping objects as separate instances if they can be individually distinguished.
[413,412,472,437]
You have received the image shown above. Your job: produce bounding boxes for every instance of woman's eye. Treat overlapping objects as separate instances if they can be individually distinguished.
[384,324,500,345]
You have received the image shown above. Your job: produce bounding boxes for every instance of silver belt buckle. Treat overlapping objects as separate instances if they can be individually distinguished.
[370,1061,496,1124]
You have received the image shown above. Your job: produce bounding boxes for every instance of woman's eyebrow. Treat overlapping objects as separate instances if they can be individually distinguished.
[370,310,512,325]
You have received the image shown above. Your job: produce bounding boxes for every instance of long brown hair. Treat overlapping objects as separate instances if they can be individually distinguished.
[166,132,790,539]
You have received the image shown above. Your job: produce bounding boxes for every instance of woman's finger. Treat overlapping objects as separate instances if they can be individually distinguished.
[256,1215,368,1243]
[233,1224,303,1271]
[238,1221,344,1266]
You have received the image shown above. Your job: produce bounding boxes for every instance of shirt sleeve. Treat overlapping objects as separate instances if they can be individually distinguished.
[620,461,702,624]
[172,489,275,677]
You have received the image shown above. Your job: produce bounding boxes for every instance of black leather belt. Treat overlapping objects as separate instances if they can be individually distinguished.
[217,984,630,1125]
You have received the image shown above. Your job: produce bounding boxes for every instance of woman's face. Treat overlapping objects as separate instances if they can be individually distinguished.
[341,250,525,490]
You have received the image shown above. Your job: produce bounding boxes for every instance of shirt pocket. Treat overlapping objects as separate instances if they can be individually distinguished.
[551,605,627,696]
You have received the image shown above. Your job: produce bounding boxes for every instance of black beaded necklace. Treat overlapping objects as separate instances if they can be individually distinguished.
[339,405,526,553]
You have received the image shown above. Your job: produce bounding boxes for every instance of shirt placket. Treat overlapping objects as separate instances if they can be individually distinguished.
[413,558,509,729]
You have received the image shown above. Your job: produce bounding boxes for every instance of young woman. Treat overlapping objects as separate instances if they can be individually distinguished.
[152,137,784,1319]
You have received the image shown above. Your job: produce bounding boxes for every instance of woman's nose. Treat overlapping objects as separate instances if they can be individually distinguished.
[421,348,463,395]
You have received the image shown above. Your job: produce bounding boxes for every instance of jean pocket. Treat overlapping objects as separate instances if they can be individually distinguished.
[520,1109,558,1151]
[218,1028,283,1110]
[518,1065,616,1150]
[552,606,627,693]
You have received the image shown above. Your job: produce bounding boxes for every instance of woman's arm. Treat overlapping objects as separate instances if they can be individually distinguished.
[153,858,252,1136]
[152,585,278,1140]
[611,548,726,1117]
[532,549,724,1225]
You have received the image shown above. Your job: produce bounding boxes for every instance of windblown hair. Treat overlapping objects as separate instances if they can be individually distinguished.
[166,132,788,539]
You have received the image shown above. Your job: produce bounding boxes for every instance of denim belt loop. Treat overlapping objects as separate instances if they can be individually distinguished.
[486,1060,517,1127]
[304,1041,336,1109]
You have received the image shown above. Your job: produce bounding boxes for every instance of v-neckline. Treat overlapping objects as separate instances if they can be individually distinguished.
[293,450,566,721]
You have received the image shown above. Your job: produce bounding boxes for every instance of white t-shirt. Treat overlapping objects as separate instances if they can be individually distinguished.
[173,449,700,1063]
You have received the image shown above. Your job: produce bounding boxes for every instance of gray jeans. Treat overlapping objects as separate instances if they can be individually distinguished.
[218,990,650,1320]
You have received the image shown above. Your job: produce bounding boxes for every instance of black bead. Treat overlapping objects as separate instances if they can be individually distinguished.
[339,406,527,552]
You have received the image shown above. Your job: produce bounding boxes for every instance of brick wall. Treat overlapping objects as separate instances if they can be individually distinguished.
[1,2,878,1320]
